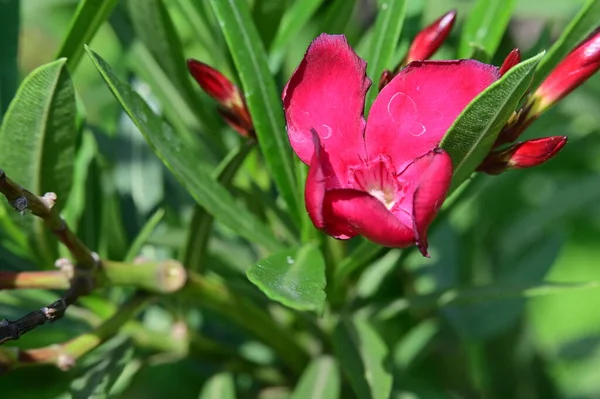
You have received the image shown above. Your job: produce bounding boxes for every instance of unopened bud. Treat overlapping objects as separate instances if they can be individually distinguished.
[187,59,254,137]
[533,27,600,114]
[478,136,567,174]
[405,10,457,65]
[499,49,521,77]
[378,69,394,91]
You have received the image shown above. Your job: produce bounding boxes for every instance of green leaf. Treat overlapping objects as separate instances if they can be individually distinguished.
[0,58,78,262]
[440,52,544,190]
[290,356,340,399]
[364,0,407,109]
[333,317,392,399]
[531,0,600,89]
[56,0,119,71]
[209,0,302,227]
[251,0,289,49]
[320,0,357,35]
[124,208,165,263]
[63,130,97,227]
[85,46,283,252]
[0,0,19,118]
[247,243,326,314]
[69,336,134,399]
[269,0,324,71]
[127,0,222,137]
[183,142,254,272]
[198,373,236,399]
[458,0,517,59]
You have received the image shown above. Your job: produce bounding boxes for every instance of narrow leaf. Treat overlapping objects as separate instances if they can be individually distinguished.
[247,243,326,314]
[127,0,222,135]
[0,0,19,118]
[198,373,236,399]
[69,336,134,399]
[333,318,392,399]
[269,0,324,71]
[209,0,302,227]
[85,47,283,252]
[183,142,254,272]
[0,58,78,262]
[320,0,357,35]
[458,0,517,59]
[124,208,165,263]
[56,0,119,71]
[440,53,544,189]
[364,0,407,109]
[532,0,600,89]
[251,0,289,49]
[290,356,340,399]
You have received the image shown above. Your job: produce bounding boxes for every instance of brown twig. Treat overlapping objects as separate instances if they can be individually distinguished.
[0,169,102,344]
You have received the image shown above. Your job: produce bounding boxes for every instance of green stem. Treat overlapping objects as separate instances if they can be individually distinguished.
[184,272,308,373]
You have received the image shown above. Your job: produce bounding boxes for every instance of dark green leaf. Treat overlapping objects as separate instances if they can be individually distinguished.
[458,0,517,59]
[56,0,119,71]
[124,208,165,262]
[85,47,283,252]
[333,317,392,399]
[320,0,357,35]
[364,0,407,109]
[290,356,340,399]
[440,53,544,190]
[69,336,134,399]
[247,243,326,314]
[0,58,78,263]
[209,0,302,227]
[0,0,19,119]
[252,0,289,49]
[532,0,600,89]
[198,373,236,399]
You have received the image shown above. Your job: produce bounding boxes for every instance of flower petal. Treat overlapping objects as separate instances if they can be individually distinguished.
[322,189,414,246]
[403,149,453,256]
[283,34,371,177]
[366,60,498,173]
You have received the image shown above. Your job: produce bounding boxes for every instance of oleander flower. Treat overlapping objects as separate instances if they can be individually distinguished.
[283,34,498,255]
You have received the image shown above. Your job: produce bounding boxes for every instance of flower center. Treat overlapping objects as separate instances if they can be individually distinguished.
[350,156,404,210]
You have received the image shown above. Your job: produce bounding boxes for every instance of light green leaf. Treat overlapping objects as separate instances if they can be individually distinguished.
[532,0,600,89]
[440,52,544,190]
[63,130,97,227]
[198,373,236,399]
[269,0,324,71]
[127,0,222,137]
[0,0,19,118]
[56,0,119,71]
[247,243,326,314]
[85,46,283,252]
[333,317,392,399]
[124,208,165,263]
[458,0,517,59]
[209,0,302,227]
[291,356,340,399]
[0,58,78,263]
[364,0,407,109]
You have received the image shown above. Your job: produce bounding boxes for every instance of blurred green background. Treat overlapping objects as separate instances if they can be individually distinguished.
[1,0,600,398]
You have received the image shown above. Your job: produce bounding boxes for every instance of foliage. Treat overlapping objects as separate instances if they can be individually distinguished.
[1,0,600,398]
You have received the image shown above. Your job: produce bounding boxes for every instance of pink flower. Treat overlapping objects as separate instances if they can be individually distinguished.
[283,34,498,255]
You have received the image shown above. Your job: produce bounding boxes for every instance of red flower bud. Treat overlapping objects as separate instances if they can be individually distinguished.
[478,136,567,174]
[499,49,521,77]
[405,10,457,65]
[187,59,254,137]
[379,69,394,91]
[533,27,600,113]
